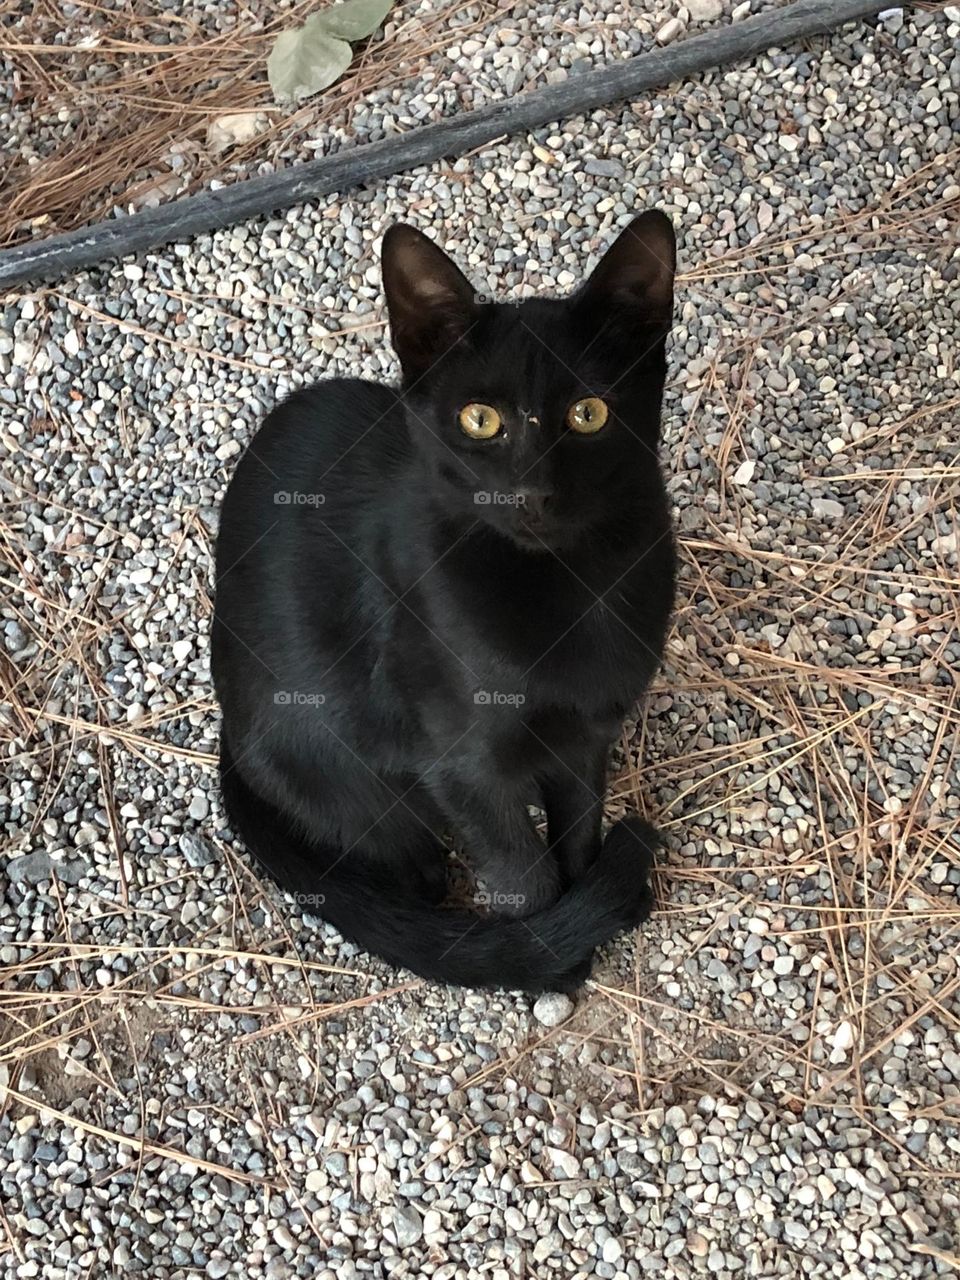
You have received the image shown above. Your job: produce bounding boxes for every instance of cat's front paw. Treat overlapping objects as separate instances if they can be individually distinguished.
[481,863,561,918]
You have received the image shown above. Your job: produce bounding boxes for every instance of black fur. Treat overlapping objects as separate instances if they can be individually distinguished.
[212,212,678,991]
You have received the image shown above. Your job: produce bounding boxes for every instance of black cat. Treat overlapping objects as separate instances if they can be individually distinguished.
[212,212,677,992]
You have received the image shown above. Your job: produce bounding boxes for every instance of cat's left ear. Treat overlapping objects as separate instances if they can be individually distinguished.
[381,224,478,382]
[576,210,675,330]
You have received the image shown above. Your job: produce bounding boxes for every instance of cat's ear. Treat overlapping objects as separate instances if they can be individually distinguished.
[576,211,675,330]
[381,224,478,381]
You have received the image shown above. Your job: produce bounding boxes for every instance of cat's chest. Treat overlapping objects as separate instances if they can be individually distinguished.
[472,573,662,691]
[377,527,673,733]
[389,575,657,718]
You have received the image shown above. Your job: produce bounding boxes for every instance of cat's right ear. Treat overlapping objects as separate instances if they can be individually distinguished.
[381,225,478,382]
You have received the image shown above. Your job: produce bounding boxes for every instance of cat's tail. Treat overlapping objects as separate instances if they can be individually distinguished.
[219,738,657,994]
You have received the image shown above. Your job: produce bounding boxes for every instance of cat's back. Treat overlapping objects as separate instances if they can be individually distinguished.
[218,378,403,540]
[213,376,408,701]
[235,377,403,485]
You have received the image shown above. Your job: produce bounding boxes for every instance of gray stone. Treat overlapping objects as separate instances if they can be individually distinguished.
[392,1204,423,1247]
[178,832,218,867]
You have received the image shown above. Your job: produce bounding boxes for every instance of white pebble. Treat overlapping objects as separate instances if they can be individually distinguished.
[656,18,683,44]
[533,992,574,1027]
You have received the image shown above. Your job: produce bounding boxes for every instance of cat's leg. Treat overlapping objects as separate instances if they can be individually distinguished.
[246,744,448,904]
[541,739,608,885]
[343,783,449,905]
[363,811,448,905]
[425,772,560,917]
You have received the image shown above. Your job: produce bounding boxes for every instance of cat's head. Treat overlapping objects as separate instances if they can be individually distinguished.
[381,213,675,552]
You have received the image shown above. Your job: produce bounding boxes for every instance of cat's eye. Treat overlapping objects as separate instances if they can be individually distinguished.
[566,397,609,434]
[459,403,502,439]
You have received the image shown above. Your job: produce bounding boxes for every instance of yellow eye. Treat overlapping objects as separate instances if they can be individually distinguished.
[459,403,502,439]
[566,397,609,434]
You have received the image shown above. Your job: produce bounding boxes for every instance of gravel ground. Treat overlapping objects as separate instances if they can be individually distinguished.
[7,0,811,241]
[3,6,960,1279]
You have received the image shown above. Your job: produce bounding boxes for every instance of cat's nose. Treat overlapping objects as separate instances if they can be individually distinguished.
[515,488,552,521]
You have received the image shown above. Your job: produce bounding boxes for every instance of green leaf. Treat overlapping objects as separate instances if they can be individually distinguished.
[312,0,395,42]
[267,17,353,103]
